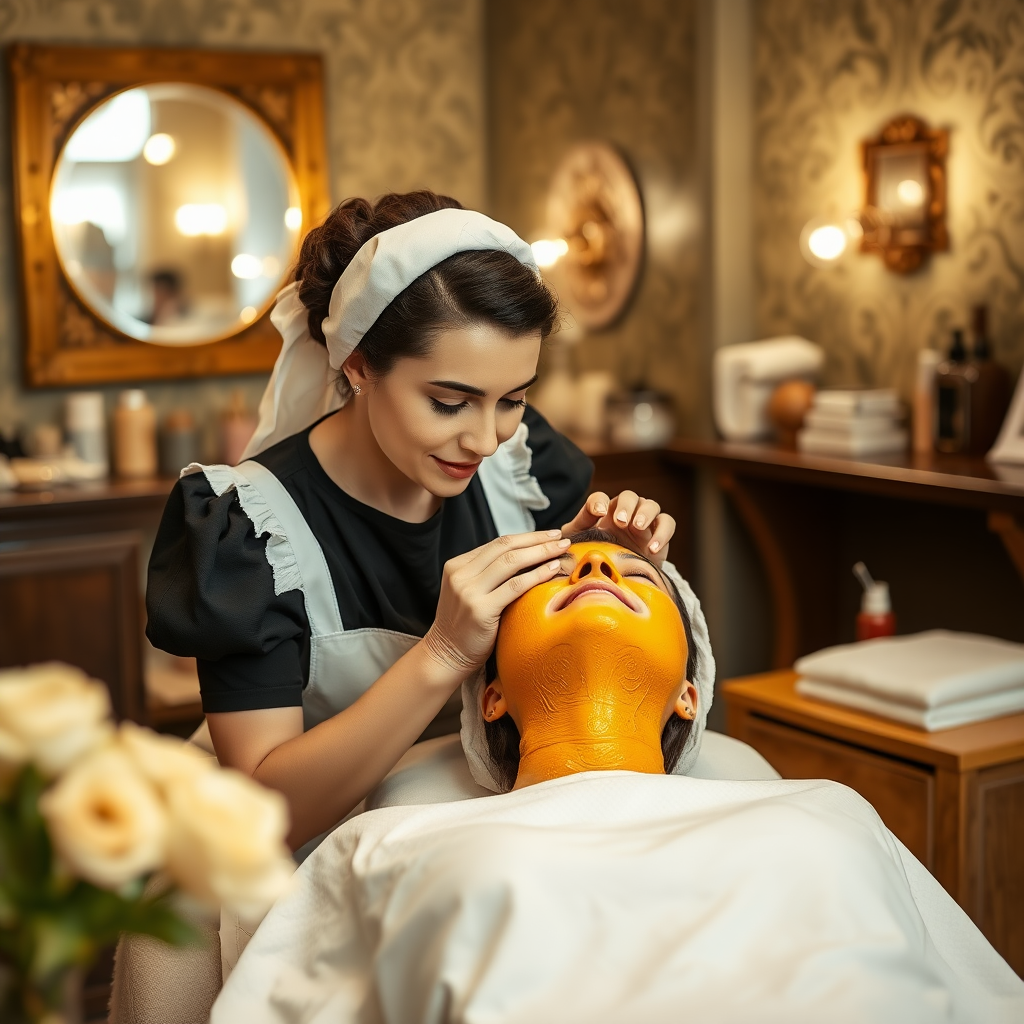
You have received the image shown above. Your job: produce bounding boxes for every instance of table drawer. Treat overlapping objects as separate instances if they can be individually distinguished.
[741,713,934,867]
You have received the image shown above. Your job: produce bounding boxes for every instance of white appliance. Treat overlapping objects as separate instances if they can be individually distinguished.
[713,337,824,441]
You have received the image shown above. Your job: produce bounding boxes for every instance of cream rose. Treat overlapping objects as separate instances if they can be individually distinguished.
[164,768,293,916]
[40,745,168,889]
[0,663,112,775]
[117,721,214,793]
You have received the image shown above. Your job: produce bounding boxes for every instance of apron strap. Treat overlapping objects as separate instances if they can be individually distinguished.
[234,460,344,637]
[477,421,550,536]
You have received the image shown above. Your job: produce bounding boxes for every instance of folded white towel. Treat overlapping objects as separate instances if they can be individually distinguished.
[794,630,1024,709]
[796,677,1024,730]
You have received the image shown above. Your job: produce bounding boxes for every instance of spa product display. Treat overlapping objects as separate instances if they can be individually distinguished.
[159,408,201,477]
[113,388,157,478]
[796,389,906,456]
[795,630,1024,730]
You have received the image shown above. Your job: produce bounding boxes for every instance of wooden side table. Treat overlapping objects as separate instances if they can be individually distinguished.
[723,670,1024,976]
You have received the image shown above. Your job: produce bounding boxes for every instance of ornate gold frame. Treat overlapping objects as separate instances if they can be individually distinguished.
[860,115,948,275]
[9,43,331,387]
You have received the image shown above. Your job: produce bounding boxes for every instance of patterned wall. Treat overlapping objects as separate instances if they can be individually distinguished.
[0,0,485,443]
[755,0,1024,397]
[486,0,703,431]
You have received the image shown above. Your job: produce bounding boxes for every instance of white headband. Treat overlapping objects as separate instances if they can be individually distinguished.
[459,561,717,792]
[241,208,539,460]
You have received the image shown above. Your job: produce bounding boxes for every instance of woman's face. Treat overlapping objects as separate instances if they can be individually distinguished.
[347,323,542,498]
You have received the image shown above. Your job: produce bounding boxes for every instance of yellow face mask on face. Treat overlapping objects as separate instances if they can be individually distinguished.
[487,541,692,786]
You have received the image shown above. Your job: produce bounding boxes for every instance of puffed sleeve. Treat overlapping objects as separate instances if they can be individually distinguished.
[146,472,309,712]
[521,405,594,530]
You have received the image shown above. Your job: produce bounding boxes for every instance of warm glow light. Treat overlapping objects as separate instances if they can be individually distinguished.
[239,306,258,324]
[896,178,925,207]
[52,186,127,245]
[64,89,149,163]
[231,254,263,279]
[284,206,302,231]
[807,225,847,261]
[175,204,227,237]
[261,255,281,279]
[531,238,569,268]
[143,133,176,165]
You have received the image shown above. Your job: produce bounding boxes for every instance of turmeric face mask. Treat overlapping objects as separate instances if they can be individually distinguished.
[489,542,690,783]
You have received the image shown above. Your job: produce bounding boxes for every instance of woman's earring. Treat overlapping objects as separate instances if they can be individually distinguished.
[352,383,362,396]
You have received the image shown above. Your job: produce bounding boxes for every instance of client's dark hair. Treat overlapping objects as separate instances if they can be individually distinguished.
[484,529,699,790]
[294,190,558,396]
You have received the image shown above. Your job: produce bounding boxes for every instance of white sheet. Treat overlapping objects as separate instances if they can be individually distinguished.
[213,773,1023,1024]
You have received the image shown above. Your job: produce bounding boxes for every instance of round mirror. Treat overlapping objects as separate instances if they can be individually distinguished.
[50,83,301,346]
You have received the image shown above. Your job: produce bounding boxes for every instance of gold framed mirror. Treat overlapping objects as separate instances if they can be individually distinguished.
[10,43,330,386]
[860,115,948,275]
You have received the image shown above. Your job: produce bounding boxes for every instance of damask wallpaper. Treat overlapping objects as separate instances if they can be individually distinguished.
[755,0,1024,397]
[486,0,703,431]
[0,0,485,442]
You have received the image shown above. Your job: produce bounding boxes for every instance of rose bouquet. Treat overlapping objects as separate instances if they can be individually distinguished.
[0,663,294,1023]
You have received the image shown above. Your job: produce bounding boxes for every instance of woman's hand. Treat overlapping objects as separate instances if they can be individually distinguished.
[561,490,676,565]
[424,530,571,676]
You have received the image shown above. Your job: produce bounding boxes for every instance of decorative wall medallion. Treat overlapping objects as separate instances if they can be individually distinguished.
[545,141,645,330]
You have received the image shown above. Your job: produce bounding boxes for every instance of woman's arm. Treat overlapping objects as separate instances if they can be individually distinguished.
[208,529,570,849]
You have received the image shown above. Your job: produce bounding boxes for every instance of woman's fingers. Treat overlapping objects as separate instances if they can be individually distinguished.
[646,513,676,562]
[453,529,564,576]
[471,537,570,593]
[608,491,640,531]
[489,558,563,611]
[560,491,611,535]
[629,498,661,534]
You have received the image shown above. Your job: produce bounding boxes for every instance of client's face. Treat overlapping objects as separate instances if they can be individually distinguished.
[484,541,696,783]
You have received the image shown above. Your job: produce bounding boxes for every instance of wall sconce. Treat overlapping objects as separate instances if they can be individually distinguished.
[860,115,948,274]
[799,214,863,268]
[534,141,644,330]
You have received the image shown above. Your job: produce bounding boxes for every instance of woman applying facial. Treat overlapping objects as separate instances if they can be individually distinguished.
[147,191,678,850]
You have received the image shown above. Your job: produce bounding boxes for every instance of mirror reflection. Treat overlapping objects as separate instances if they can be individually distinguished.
[50,83,301,346]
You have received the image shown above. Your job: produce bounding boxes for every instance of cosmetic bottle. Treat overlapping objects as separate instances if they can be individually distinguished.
[159,409,201,477]
[853,562,895,642]
[935,329,971,454]
[912,349,941,454]
[114,389,157,478]
[220,390,257,466]
[66,392,108,474]
[967,305,1011,455]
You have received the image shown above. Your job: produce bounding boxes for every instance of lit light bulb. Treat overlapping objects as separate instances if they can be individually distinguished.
[239,306,258,324]
[231,254,263,279]
[807,225,847,261]
[175,204,227,237]
[143,133,175,165]
[531,238,569,268]
[896,178,924,207]
[284,206,302,231]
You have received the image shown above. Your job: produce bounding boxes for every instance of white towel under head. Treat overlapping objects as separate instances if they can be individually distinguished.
[794,630,1024,731]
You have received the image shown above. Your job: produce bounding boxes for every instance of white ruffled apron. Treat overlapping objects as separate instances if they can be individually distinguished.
[188,422,550,734]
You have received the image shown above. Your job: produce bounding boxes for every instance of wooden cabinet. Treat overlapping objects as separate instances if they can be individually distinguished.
[724,670,1024,976]
[0,480,180,725]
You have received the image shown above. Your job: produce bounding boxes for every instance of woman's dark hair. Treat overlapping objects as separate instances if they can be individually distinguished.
[483,529,699,790]
[295,191,558,394]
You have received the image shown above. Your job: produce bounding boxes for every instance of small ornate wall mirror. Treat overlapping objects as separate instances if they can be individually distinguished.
[860,115,948,274]
[10,44,330,386]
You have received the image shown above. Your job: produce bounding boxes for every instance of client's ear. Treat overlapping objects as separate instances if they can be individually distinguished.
[673,682,698,721]
[482,681,508,722]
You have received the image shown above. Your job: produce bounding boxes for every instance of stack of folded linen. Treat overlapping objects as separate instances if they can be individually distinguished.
[797,389,906,456]
[795,630,1024,730]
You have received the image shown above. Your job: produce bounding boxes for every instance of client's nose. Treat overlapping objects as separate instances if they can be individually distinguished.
[569,549,623,585]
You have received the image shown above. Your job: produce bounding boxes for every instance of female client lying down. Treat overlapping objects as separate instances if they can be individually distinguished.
[213,533,1024,1023]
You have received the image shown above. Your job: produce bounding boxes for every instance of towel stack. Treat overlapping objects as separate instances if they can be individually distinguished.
[797,389,906,457]
[795,630,1024,730]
